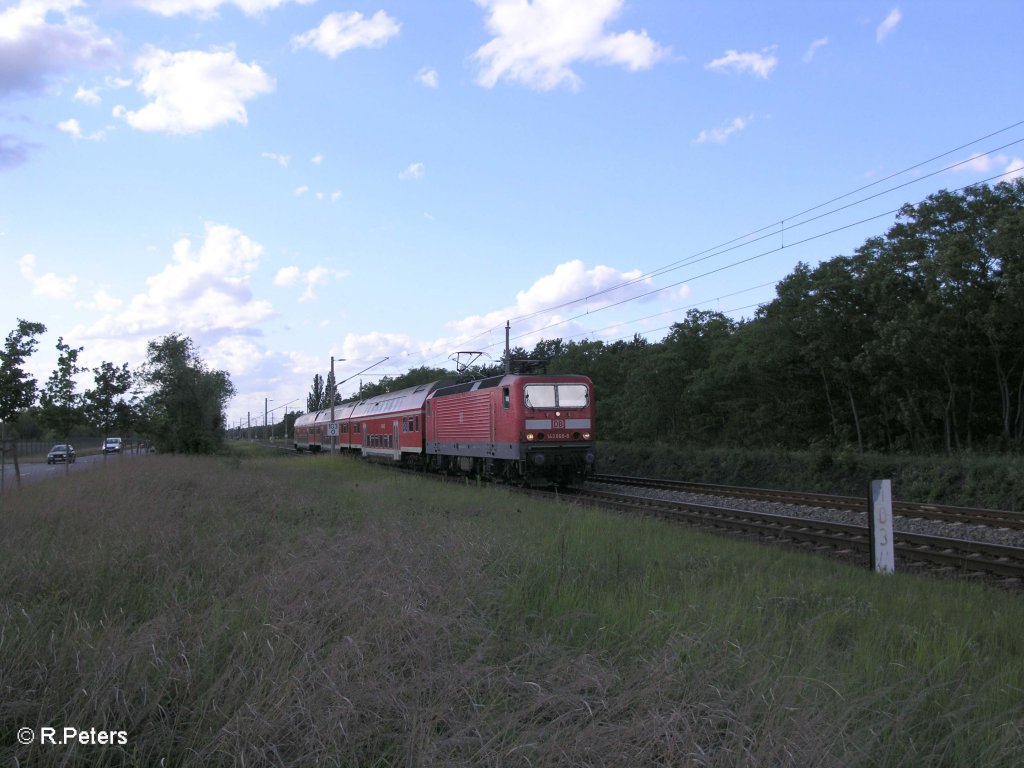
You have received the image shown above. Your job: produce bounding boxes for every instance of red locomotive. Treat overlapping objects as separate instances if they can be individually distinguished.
[293,373,596,485]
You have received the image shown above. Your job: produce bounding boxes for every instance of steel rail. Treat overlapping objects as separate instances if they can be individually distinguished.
[291,453,1024,582]
[590,473,1024,530]
[577,487,1024,583]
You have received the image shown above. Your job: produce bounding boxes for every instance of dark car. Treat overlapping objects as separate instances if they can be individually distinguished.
[47,444,76,464]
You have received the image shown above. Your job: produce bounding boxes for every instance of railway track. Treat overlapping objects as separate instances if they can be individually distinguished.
[581,478,1024,586]
[287,452,1024,585]
[591,473,1024,530]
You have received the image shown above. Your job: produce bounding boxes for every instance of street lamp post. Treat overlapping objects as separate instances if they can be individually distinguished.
[330,356,344,453]
[264,398,300,445]
[325,355,389,454]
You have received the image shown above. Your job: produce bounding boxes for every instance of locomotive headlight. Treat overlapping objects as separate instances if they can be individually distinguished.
[526,432,535,441]
[582,432,591,440]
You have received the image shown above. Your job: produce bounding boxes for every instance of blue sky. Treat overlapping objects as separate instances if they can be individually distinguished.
[2,0,1023,430]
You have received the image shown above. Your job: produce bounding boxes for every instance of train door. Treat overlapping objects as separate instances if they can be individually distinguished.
[393,419,400,460]
[361,422,368,457]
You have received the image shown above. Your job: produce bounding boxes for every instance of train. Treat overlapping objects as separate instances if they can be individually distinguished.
[293,372,596,485]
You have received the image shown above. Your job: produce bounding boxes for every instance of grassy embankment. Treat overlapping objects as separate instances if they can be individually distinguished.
[2,450,1022,766]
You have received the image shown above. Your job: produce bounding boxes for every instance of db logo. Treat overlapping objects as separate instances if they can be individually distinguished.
[551,419,566,429]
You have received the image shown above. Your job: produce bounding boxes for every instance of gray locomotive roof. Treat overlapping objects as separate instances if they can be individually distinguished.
[431,374,506,398]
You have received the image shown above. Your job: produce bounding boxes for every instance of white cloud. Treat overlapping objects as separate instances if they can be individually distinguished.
[205,335,268,378]
[444,259,653,349]
[18,253,78,299]
[57,118,82,138]
[877,8,902,43]
[803,37,829,63]
[416,67,439,88]
[74,85,101,104]
[329,259,663,390]
[57,116,109,141]
[105,75,132,90]
[311,153,324,165]
[261,151,290,167]
[289,186,342,202]
[694,115,753,145]
[0,0,115,98]
[114,47,274,135]
[338,332,416,373]
[705,47,778,79]
[273,266,300,287]
[957,153,998,173]
[292,10,400,59]
[79,223,273,340]
[473,0,668,91]
[1004,158,1024,182]
[956,152,1024,182]
[399,162,424,181]
[299,266,345,302]
[515,259,648,314]
[274,264,348,303]
[129,0,313,17]
[285,349,326,377]
[79,288,123,313]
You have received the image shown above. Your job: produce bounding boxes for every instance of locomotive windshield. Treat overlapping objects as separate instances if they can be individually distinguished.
[523,384,589,409]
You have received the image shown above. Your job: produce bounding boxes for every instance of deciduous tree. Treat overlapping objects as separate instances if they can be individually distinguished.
[83,361,134,450]
[38,337,84,470]
[0,319,46,490]
[138,335,235,454]
[306,373,326,412]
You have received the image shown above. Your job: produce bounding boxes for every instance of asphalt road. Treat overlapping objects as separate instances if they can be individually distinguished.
[0,451,140,490]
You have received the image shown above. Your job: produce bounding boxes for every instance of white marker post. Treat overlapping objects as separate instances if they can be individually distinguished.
[868,479,895,574]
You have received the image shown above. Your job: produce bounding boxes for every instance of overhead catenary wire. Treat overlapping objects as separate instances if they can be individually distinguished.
[352,122,1024,376]
[434,166,1001,362]
[485,280,779,353]
[527,285,778,348]
[399,179,1019,376]
[508,133,1024,326]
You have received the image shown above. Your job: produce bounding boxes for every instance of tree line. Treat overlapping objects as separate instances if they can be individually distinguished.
[0,331,235,472]
[318,180,1024,455]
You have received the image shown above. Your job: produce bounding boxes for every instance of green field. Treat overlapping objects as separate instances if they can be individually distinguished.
[2,451,1022,766]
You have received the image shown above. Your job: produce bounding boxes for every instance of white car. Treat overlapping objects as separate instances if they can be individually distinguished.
[102,437,123,454]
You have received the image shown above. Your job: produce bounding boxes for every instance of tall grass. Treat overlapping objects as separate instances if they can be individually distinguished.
[2,452,1022,766]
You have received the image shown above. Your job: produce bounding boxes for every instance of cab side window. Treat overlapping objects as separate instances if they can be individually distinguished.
[502,387,510,410]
